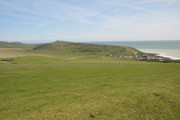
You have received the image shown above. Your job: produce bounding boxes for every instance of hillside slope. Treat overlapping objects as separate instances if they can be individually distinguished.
[0,41,34,48]
[33,41,143,57]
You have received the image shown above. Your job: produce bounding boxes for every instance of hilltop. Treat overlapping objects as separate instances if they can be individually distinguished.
[33,40,143,57]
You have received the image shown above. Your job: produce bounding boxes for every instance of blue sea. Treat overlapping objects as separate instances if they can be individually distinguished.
[87,40,180,59]
[89,40,180,50]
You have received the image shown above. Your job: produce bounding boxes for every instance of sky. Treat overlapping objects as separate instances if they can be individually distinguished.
[0,0,180,43]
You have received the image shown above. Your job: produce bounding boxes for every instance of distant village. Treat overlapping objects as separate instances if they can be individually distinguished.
[137,53,169,61]
[104,53,180,63]
[136,53,180,63]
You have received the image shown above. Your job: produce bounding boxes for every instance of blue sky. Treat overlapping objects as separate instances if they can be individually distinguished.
[0,0,180,43]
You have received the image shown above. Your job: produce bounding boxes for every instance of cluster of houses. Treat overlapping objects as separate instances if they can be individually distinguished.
[104,55,135,59]
[105,53,169,61]
[104,53,170,62]
[137,53,169,62]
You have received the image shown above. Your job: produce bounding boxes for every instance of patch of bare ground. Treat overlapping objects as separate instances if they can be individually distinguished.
[32,54,54,58]
[0,48,53,58]
[64,58,77,60]
[0,53,54,58]
[0,54,25,58]
[0,48,24,50]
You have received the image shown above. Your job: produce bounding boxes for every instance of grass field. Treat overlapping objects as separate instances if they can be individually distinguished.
[0,47,180,120]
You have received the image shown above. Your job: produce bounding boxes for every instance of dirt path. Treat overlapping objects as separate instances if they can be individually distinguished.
[0,48,53,58]
[0,48,24,50]
[126,48,138,58]
[0,53,54,58]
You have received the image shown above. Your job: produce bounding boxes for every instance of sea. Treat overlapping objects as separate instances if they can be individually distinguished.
[88,40,180,60]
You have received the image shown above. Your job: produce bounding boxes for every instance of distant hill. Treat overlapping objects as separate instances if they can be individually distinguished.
[0,41,34,48]
[33,40,143,57]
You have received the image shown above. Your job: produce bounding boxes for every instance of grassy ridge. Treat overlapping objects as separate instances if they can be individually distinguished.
[33,41,142,56]
[0,41,35,48]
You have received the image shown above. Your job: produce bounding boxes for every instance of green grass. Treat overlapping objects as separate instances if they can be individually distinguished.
[0,62,180,120]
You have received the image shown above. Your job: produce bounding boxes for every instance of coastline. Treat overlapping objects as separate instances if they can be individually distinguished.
[139,49,180,60]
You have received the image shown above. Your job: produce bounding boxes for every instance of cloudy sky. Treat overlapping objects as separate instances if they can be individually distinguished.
[0,0,180,43]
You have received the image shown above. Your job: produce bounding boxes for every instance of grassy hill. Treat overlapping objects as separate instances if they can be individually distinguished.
[33,41,143,57]
[0,41,34,48]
